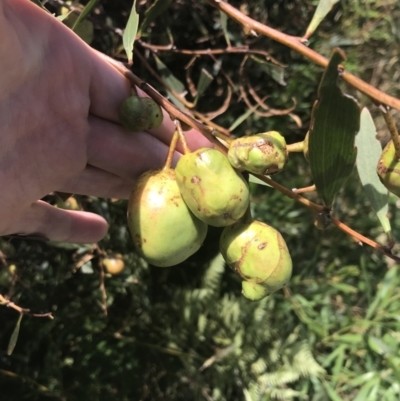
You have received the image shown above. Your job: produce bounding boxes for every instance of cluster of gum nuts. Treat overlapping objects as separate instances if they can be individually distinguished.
[119,94,292,301]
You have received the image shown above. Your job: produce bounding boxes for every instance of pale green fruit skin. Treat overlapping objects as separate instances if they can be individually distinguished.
[242,280,269,301]
[377,140,400,197]
[228,131,288,175]
[127,169,208,267]
[175,148,250,227]
[220,220,292,298]
[119,95,163,132]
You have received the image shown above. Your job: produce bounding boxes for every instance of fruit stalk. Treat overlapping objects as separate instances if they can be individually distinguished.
[380,106,400,160]
[174,120,191,155]
[286,141,304,153]
[163,130,179,170]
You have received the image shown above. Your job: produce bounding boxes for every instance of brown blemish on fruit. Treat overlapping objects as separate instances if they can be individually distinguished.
[258,141,274,154]
[258,242,266,250]
[191,176,201,184]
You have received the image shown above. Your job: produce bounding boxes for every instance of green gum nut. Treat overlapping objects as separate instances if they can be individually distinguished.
[127,169,208,267]
[119,95,163,132]
[175,148,250,227]
[377,140,400,197]
[220,220,292,299]
[227,131,288,175]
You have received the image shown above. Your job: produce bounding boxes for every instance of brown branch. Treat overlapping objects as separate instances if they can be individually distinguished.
[331,218,400,263]
[94,245,108,316]
[204,0,400,111]
[137,40,283,66]
[0,294,54,319]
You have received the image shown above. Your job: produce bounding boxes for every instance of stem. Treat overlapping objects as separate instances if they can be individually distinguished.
[0,294,54,319]
[163,130,180,170]
[204,0,400,112]
[174,120,191,155]
[286,141,304,153]
[242,206,253,223]
[212,129,234,146]
[331,217,400,263]
[293,184,316,194]
[380,106,400,160]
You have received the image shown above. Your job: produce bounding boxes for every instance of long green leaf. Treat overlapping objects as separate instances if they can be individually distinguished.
[250,55,286,86]
[71,0,98,32]
[309,48,360,207]
[355,108,391,234]
[123,0,140,64]
[7,313,23,356]
[194,68,214,103]
[153,55,186,109]
[304,0,340,39]
[220,10,231,47]
[140,0,171,35]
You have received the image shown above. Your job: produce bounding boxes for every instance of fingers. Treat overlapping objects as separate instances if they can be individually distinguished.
[88,50,131,123]
[4,200,108,243]
[87,115,178,180]
[57,165,134,199]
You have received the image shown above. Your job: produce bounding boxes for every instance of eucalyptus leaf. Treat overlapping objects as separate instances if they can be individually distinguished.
[195,68,214,103]
[220,10,231,46]
[305,0,340,39]
[309,48,360,207]
[154,55,186,109]
[356,108,391,234]
[140,0,171,35]
[229,107,256,132]
[7,313,23,356]
[250,55,286,86]
[123,0,139,64]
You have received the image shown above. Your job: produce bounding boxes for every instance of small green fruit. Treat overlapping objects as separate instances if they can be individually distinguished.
[228,131,288,175]
[175,148,250,227]
[377,140,400,197]
[220,220,292,299]
[119,95,163,132]
[127,169,208,267]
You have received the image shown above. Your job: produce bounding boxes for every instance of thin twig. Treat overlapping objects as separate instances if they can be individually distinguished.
[0,294,54,319]
[380,105,400,160]
[137,40,283,66]
[204,0,400,111]
[163,130,180,169]
[94,245,108,316]
[175,120,191,155]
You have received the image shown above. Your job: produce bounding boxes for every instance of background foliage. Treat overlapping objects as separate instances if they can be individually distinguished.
[1,0,400,400]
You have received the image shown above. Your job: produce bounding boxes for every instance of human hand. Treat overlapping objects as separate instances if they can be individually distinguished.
[0,0,210,243]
